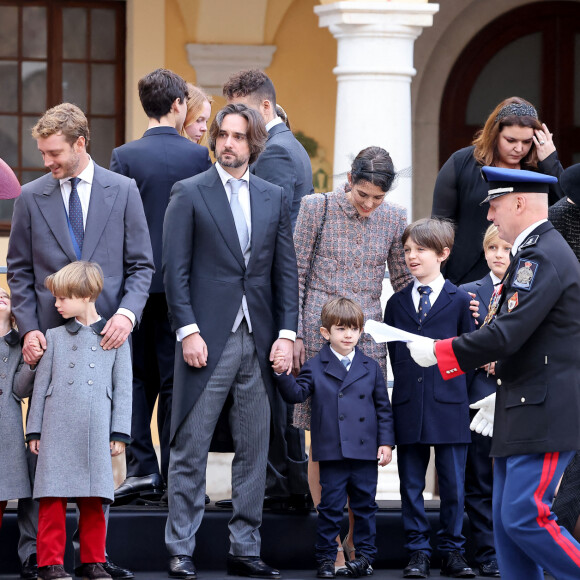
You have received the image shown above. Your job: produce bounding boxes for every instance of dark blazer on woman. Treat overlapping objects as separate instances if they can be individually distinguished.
[385,279,475,445]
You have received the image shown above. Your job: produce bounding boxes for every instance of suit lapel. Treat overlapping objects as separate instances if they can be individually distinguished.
[34,177,77,262]
[247,177,271,270]
[341,350,369,391]
[426,280,453,322]
[320,344,347,382]
[82,164,117,261]
[399,284,420,324]
[477,276,494,317]
[199,167,246,270]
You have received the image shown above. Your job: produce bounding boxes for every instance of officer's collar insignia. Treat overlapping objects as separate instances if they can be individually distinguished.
[519,235,539,250]
[507,292,519,312]
[512,258,538,291]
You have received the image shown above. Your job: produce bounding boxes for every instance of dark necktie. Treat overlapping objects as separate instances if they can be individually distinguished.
[68,177,84,255]
[228,178,249,251]
[341,357,351,371]
[417,285,432,319]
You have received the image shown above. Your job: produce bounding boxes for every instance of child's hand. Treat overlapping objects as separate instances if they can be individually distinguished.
[468,293,480,325]
[110,441,126,457]
[272,351,287,374]
[29,439,40,455]
[377,445,392,466]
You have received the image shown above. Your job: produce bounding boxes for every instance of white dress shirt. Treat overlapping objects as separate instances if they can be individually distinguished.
[511,219,548,256]
[329,346,355,370]
[176,163,295,342]
[265,116,284,132]
[411,273,445,312]
[59,158,135,327]
[490,272,502,286]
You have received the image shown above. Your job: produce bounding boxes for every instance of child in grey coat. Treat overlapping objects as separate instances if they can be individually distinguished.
[26,262,132,580]
[0,287,36,529]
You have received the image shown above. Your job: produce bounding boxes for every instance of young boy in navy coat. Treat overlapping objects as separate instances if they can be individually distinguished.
[458,225,511,578]
[273,298,394,579]
[384,219,476,579]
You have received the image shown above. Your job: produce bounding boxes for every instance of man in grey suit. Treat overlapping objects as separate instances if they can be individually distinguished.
[163,103,298,579]
[223,69,312,510]
[7,102,154,580]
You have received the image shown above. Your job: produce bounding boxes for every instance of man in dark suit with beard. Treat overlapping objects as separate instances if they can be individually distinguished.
[110,69,211,504]
[163,103,298,579]
[223,69,312,510]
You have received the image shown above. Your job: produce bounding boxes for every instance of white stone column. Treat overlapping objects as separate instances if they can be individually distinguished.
[315,1,439,218]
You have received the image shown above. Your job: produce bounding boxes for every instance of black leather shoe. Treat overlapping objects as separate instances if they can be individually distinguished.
[169,556,197,579]
[403,551,430,578]
[113,473,164,505]
[440,552,475,578]
[317,560,336,578]
[21,553,38,580]
[226,555,281,578]
[37,565,72,580]
[215,498,233,508]
[345,556,371,578]
[101,561,134,579]
[77,563,111,580]
[479,558,500,577]
[205,494,210,505]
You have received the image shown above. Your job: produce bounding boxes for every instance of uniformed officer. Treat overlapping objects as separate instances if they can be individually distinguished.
[408,166,580,579]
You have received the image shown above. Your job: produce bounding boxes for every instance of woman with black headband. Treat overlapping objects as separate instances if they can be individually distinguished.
[432,96,564,286]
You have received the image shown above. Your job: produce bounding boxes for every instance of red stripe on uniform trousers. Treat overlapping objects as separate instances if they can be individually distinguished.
[534,452,580,567]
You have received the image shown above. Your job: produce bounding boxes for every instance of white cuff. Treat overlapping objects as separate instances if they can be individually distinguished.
[176,324,200,342]
[278,330,296,342]
[116,308,136,329]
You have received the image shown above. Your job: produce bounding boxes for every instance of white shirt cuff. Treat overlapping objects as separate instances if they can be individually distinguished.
[176,324,200,342]
[279,330,296,342]
[116,308,136,329]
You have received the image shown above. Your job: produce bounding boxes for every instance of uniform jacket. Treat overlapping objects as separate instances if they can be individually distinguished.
[384,280,475,445]
[438,222,580,457]
[162,165,298,442]
[432,146,563,285]
[0,330,35,502]
[110,127,212,293]
[7,163,154,335]
[251,122,313,230]
[275,344,394,462]
[26,319,132,502]
[460,274,498,403]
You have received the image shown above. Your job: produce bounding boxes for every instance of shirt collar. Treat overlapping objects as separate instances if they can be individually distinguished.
[265,116,283,131]
[65,316,105,334]
[512,219,547,255]
[329,345,355,363]
[215,162,250,188]
[490,272,502,285]
[413,273,445,294]
[59,157,94,187]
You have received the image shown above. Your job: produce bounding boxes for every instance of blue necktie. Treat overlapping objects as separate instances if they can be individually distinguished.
[417,285,432,319]
[228,178,249,252]
[68,177,84,254]
[341,357,351,371]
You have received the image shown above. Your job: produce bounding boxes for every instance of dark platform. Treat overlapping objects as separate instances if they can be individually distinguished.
[0,501,478,574]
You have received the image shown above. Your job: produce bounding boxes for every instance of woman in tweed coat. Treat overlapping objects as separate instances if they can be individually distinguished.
[26,262,132,580]
[292,146,411,567]
[0,288,36,527]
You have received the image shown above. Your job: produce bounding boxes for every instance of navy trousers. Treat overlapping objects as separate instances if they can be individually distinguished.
[493,452,580,579]
[398,443,468,556]
[317,459,378,564]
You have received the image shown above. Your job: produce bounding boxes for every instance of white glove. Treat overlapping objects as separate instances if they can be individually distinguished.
[406,337,436,367]
[469,392,496,437]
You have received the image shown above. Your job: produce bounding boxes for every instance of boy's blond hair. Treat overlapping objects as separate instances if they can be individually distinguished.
[482,224,500,250]
[45,261,103,301]
[321,297,364,331]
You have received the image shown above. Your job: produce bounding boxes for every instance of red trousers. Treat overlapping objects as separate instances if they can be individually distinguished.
[0,500,6,530]
[37,497,106,566]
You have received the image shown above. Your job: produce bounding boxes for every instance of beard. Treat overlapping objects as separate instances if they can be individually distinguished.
[217,149,249,169]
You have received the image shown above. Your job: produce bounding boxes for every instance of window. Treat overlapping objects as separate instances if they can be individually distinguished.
[0,1,125,229]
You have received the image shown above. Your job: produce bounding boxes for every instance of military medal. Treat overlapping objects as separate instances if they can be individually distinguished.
[482,283,503,326]
[507,292,518,312]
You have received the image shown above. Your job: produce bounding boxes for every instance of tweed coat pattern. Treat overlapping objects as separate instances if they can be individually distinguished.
[293,187,411,429]
[26,320,132,503]
[0,330,35,502]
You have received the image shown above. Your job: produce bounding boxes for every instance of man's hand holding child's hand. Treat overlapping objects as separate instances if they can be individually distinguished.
[272,351,287,374]
[110,441,126,457]
[377,445,392,467]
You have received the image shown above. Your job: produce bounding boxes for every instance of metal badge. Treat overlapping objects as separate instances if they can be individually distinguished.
[507,292,519,312]
[512,259,539,291]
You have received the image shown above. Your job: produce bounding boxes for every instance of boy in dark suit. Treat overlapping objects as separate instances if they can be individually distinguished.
[273,298,394,579]
[384,219,476,579]
[459,225,511,578]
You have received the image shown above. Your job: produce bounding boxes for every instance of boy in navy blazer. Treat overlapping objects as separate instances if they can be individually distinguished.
[273,298,394,579]
[458,225,511,578]
[384,219,476,579]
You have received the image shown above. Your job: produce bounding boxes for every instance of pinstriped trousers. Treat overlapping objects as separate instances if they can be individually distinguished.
[165,321,271,558]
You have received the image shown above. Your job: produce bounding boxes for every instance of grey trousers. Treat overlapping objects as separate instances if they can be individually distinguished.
[165,322,271,558]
